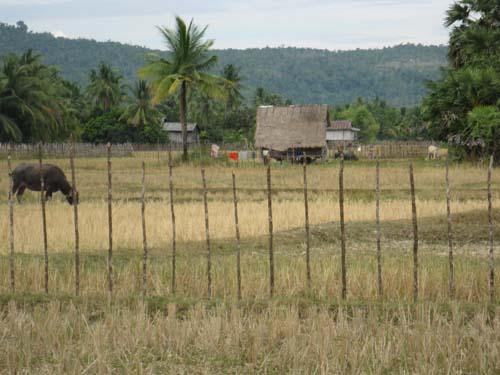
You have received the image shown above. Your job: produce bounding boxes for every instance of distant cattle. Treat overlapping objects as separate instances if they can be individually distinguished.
[11,163,78,205]
[334,151,359,161]
[428,146,448,160]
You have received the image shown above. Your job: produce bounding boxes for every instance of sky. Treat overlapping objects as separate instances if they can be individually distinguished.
[0,0,452,50]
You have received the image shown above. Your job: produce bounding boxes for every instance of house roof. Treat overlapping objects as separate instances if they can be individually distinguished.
[254,105,329,151]
[328,120,360,132]
[163,122,198,132]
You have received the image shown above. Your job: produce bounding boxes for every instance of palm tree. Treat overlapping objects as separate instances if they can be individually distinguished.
[222,64,243,112]
[0,50,76,142]
[87,62,124,112]
[139,16,224,160]
[445,0,500,68]
[120,80,158,127]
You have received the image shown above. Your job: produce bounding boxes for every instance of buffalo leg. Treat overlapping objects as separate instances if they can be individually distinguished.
[16,185,26,203]
[45,189,53,202]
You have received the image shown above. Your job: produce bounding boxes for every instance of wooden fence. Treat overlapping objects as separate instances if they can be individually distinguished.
[1,141,434,161]
[328,141,433,159]
[0,143,134,158]
[3,148,495,302]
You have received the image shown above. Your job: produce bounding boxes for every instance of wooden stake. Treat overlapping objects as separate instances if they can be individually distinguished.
[38,143,49,294]
[157,138,160,165]
[38,144,49,294]
[339,153,347,299]
[106,143,113,295]
[232,172,242,300]
[267,164,275,297]
[141,161,148,297]
[445,157,454,298]
[409,163,418,303]
[303,155,311,289]
[168,151,177,294]
[201,168,212,298]
[70,141,80,296]
[488,155,494,302]
[375,159,382,298]
[7,150,15,292]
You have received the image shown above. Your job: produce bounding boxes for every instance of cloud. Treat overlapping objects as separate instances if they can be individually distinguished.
[51,30,70,38]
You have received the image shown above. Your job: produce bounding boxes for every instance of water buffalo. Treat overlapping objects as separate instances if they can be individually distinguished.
[11,163,78,205]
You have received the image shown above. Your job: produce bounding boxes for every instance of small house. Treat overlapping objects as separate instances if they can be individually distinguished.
[162,120,200,144]
[254,105,329,161]
[326,120,360,144]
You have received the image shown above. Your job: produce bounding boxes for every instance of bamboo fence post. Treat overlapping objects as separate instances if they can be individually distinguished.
[201,168,212,298]
[339,152,347,299]
[106,143,113,295]
[445,157,454,298]
[303,154,311,289]
[409,163,418,303]
[7,151,15,292]
[232,172,242,300]
[267,164,275,297]
[375,159,382,298]
[488,155,494,302]
[38,143,49,294]
[70,141,80,296]
[168,151,177,294]
[141,161,148,297]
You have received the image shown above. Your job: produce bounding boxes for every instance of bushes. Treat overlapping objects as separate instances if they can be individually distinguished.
[81,110,168,144]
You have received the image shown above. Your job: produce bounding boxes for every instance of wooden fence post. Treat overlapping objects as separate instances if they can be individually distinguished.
[157,138,160,166]
[70,141,80,296]
[488,155,494,302]
[445,158,454,298]
[232,172,242,300]
[409,163,418,303]
[303,155,311,289]
[267,164,275,297]
[141,161,148,297]
[7,151,15,292]
[375,159,382,298]
[339,153,347,299]
[168,151,177,294]
[106,143,113,295]
[201,168,212,298]
[38,143,49,294]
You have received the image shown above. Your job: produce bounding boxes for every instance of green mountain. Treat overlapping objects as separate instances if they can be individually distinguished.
[0,22,448,107]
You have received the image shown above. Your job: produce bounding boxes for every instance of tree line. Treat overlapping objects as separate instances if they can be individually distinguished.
[1,0,497,161]
[422,0,499,161]
[0,21,447,107]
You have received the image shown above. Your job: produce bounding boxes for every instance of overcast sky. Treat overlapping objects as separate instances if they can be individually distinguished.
[1,0,452,50]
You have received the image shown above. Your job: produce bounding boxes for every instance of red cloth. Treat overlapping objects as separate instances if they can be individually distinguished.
[229,151,239,161]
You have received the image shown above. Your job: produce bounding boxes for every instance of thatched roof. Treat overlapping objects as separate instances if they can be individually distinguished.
[255,105,329,151]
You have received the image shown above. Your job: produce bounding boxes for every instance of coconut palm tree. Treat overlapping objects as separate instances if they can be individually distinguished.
[120,80,159,127]
[222,64,243,112]
[87,62,124,112]
[0,50,76,142]
[139,16,224,160]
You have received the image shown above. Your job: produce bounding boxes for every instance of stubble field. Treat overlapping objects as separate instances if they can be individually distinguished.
[0,153,498,373]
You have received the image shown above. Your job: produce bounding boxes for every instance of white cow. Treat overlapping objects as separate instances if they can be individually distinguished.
[428,145,448,160]
[428,145,438,160]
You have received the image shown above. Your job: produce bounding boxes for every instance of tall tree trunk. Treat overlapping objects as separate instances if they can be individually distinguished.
[179,82,188,161]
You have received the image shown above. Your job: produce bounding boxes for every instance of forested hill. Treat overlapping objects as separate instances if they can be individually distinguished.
[0,22,448,106]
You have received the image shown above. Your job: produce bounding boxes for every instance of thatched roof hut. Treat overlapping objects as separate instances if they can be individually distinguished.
[255,105,329,154]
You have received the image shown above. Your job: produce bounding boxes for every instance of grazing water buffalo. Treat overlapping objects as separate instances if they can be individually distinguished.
[11,163,78,205]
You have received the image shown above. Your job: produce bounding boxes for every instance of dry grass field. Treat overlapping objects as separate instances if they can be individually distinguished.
[0,153,498,373]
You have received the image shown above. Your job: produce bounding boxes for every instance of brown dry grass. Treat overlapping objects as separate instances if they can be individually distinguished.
[0,154,498,373]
